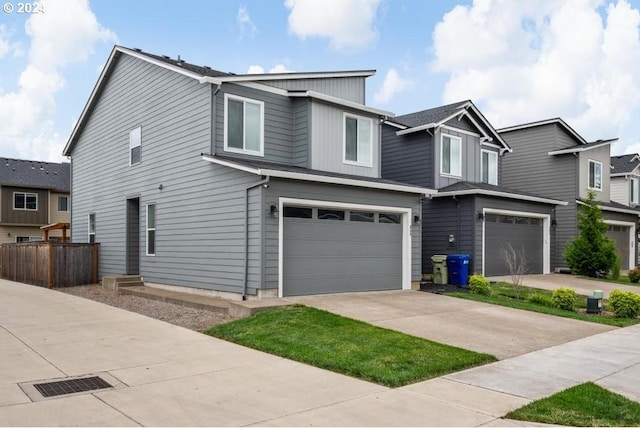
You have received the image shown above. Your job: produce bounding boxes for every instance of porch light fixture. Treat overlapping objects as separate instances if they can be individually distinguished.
[413,215,420,225]
[269,204,279,217]
[477,212,484,220]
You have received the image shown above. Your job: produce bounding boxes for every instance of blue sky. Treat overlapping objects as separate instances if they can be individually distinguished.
[1,0,640,162]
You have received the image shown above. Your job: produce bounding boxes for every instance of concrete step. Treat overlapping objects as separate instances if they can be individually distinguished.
[119,285,230,314]
[103,275,142,292]
[228,299,293,318]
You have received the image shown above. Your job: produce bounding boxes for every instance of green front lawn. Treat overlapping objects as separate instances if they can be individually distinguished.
[582,275,639,287]
[205,304,496,387]
[446,282,640,327]
[506,382,640,426]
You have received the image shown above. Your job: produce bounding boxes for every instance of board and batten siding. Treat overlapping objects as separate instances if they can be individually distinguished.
[292,98,310,167]
[381,124,434,189]
[310,101,380,178]
[261,179,422,290]
[610,177,630,206]
[500,125,579,269]
[264,76,366,104]
[69,54,264,294]
[434,128,485,189]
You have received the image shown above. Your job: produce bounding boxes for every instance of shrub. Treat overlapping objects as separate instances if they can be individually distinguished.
[469,274,491,296]
[527,292,554,307]
[611,255,621,281]
[628,269,640,283]
[552,287,578,311]
[609,289,640,318]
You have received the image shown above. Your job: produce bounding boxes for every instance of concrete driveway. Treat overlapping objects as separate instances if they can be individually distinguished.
[287,290,615,360]
[488,273,640,298]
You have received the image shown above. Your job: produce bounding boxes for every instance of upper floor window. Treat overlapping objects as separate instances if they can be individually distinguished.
[441,134,462,177]
[58,196,69,212]
[130,126,142,165]
[588,160,602,191]
[631,177,639,205]
[224,94,264,156]
[88,213,96,243]
[14,192,37,210]
[481,150,498,186]
[344,114,372,166]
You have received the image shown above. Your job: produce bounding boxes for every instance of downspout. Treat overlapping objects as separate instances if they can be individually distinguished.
[210,83,222,156]
[243,176,270,300]
[453,195,460,253]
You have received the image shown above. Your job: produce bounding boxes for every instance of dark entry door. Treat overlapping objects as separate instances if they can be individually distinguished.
[126,198,140,275]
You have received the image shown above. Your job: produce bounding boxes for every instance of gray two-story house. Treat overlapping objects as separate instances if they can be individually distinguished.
[499,119,640,271]
[63,45,432,299]
[381,101,566,277]
[0,158,70,243]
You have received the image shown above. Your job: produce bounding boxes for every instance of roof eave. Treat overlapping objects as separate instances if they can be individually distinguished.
[433,188,568,206]
[201,154,434,196]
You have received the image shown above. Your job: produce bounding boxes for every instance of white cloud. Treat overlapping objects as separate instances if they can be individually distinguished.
[374,68,412,105]
[246,64,292,74]
[285,0,380,50]
[432,0,640,150]
[237,6,257,39]
[0,0,116,162]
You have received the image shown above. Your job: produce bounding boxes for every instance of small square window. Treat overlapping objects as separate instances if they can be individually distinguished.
[58,196,69,212]
[13,192,37,211]
[224,94,264,156]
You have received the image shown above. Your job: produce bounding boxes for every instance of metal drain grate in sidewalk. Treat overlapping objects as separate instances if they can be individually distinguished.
[33,376,112,398]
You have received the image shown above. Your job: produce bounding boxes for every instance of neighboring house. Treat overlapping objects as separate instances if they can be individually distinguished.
[381,100,566,277]
[499,119,640,271]
[63,45,432,299]
[610,153,640,266]
[0,158,70,243]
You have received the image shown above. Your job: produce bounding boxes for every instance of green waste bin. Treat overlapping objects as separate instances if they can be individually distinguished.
[431,255,448,284]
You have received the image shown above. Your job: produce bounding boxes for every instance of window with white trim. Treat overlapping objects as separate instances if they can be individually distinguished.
[441,134,462,177]
[88,213,96,243]
[588,160,602,191]
[481,150,498,185]
[631,177,639,205]
[58,196,69,212]
[224,94,264,155]
[14,192,37,210]
[16,236,42,243]
[344,114,372,166]
[130,126,142,165]
[146,204,156,256]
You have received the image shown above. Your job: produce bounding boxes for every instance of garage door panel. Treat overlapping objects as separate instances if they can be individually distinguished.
[283,208,403,296]
[606,226,630,270]
[485,215,543,277]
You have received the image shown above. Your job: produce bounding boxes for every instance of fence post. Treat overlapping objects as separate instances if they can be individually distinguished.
[48,243,53,289]
[92,244,99,284]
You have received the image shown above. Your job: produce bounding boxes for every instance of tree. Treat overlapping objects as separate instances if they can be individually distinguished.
[501,243,528,299]
[564,191,617,277]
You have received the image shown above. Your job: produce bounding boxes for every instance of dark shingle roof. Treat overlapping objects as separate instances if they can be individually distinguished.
[611,154,640,175]
[131,48,232,79]
[599,200,640,215]
[0,158,70,192]
[392,100,470,128]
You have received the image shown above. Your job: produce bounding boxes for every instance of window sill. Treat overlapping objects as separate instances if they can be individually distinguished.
[440,173,462,179]
[342,160,372,168]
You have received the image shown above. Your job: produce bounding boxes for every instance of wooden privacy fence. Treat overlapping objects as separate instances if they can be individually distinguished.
[0,242,99,288]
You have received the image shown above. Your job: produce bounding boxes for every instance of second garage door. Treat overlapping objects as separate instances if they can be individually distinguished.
[485,213,544,276]
[606,225,631,270]
[282,206,403,296]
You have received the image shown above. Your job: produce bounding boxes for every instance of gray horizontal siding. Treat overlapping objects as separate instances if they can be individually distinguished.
[214,83,295,164]
[70,54,264,294]
[381,125,434,189]
[263,179,422,289]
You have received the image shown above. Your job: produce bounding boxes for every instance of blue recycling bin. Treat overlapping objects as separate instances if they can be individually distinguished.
[447,254,470,286]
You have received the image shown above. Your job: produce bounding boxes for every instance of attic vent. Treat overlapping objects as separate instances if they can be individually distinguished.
[33,376,112,398]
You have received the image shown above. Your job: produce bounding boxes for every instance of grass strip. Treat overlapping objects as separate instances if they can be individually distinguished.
[506,382,640,426]
[205,304,496,387]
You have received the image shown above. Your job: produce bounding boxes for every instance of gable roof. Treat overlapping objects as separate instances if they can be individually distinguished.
[433,180,567,206]
[63,45,381,157]
[611,154,640,176]
[384,100,511,153]
[202,154,435,196]
[0,158,70,192]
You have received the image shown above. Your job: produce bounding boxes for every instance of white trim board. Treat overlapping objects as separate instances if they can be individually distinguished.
[277,197,413,298]
[481,208,551,276]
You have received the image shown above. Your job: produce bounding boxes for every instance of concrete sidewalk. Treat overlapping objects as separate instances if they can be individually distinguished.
[488,273,640,298]
[1,279,638,427]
